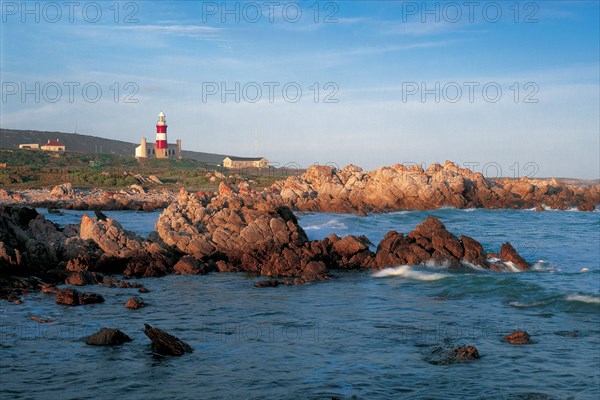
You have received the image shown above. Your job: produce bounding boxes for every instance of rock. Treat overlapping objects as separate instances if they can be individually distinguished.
[143,324,192,356]
[93,210,108,221]
[255,279,280,288]
[41,284,57,294]
[30,316,55,323]
[173,256,207,275]
[138,286,149,293]
[129,184,146,194]
[55,288,104,306]
[148,175,163,185]
[427,345,480,365]
[450,345,480,361]
[50,183,74,199]
[125,296,145,309]
[500,242,530,271]
[47,207,63,215]
[65,271,101,286]
[267,163,600,213]
[218,182,234,196]
[504,331,532,344]
[85,328,132,346]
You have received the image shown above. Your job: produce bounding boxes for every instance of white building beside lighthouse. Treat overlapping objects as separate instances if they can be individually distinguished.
[135,111,182,159]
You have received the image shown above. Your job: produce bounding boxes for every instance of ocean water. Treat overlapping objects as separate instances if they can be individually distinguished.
[1,208,599,399]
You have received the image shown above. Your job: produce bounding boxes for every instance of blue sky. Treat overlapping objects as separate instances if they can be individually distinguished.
[1,0,599,178]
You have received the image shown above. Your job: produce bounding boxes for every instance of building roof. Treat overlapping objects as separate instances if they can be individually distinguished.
[225,156,266,161]
[43,139,64,147]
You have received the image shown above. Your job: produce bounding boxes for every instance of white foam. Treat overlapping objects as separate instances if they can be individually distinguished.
[566,294,600,304]
[581,268,590,272]
[303,219,348,231]
[460,261,487,271]
[502,261,521,273]
[531,260,559,272]
[372,265,449,281]
[509,301,547,308]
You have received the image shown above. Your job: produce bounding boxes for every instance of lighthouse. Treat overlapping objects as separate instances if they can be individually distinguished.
[155,111,168,158]
[134,112,182,159]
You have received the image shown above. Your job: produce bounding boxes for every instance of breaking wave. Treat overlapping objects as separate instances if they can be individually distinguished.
[372,265,450,281]
[566,294,600,304]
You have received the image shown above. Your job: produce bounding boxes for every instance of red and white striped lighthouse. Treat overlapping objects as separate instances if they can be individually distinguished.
[156,111,168,158]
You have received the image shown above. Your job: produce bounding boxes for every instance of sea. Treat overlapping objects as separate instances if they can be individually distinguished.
[1,208,599,399]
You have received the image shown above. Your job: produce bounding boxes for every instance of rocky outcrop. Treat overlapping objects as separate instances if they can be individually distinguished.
[0,206,98,279]
[375,217,529,271]
[156,191,377,282]
[85,328,132,346]
[144,324,192,356]
[55,288,104,306]
[267,163,600,213]
[79,214,175,278]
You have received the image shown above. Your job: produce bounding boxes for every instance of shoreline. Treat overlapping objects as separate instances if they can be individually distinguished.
[1,161,599,213]
[1,161,599,302]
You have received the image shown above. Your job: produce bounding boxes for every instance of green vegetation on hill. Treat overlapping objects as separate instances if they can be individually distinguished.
[0,149,290,190]
[0,128,230,164]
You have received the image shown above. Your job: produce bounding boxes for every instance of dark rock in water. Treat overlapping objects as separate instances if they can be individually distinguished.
[55,288,104,306]
[85,328,132,346]
[144,324,192,356]
[138,286,149,293]
[426,345,480,365]
[47,207,63,215]
[505,331,532,344]
[93,210,108,221]
[500,242,530,271]
[255,279,280,288]
[125,296,145,309]
[65,271,102,286]
[40,284,57,294]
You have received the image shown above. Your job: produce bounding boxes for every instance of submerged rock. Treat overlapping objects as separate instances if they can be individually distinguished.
[255,279,280,288]
[85,328,132,346]
[143,324,192,356]
[55,288,104,306]
[426,345,480,365]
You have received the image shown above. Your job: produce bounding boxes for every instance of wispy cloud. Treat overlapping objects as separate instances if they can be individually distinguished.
[117,24,224,39]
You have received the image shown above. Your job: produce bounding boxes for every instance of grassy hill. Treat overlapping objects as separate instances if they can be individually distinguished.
[0,128,229,165]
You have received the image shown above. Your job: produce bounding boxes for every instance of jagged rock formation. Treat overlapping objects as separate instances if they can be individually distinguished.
[266,162,599,213]
[375,217,529,272]
[144,324,192,356]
